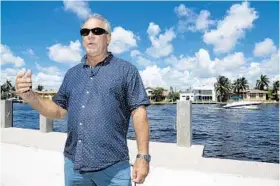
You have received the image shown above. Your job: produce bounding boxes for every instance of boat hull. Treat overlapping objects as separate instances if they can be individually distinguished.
[223,101,262,109]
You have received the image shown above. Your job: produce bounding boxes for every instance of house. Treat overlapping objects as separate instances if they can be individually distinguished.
[162,90,169,101]
[192,86,216,101]
[145,87,153,100]
[145,87,169,101]
[179,86,216,102]
[243,89,268,101]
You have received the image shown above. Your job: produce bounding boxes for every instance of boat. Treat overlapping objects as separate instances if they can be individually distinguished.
[223,100,262,109]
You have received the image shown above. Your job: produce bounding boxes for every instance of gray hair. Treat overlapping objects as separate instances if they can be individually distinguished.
[83,13,111,36]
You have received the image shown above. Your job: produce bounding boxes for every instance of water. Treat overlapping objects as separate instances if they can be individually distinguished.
[12,103,279,163]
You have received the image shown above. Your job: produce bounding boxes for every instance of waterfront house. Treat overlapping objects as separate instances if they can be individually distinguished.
[243,89,268,101]
[145,87,169,101]
[179,86,216,102]
[145,87,153,101]
[193,86,216,102]
[162,90,169,101]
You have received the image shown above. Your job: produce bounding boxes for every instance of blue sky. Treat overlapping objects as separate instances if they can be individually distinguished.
[1,1,279,90]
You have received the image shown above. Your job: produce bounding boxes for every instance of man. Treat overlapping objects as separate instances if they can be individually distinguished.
[15,13,151,186]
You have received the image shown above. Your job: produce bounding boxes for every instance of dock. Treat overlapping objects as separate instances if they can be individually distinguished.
[1,128,279,186]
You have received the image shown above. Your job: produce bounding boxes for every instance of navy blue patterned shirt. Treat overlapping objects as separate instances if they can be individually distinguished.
[52,53,150,171]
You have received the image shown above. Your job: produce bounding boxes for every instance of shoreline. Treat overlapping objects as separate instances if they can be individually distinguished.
[150,101,279,105]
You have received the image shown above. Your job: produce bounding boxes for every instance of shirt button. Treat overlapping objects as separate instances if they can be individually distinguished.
[90,77,93,80]
[79,122,83,126]
[78,140,82,143]
[82,105,85,108]
[86,91,89,94]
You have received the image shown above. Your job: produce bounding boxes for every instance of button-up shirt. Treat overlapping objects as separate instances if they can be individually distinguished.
[52,53,150,171]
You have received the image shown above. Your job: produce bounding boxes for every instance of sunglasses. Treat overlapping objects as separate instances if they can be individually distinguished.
[80,27,108,36]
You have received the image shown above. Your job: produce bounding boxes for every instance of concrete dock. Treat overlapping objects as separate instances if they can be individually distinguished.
[1,128,279,186]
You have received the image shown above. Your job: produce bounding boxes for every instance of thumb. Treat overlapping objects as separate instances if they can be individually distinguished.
[17,70,26,78]
[25,69,32,78]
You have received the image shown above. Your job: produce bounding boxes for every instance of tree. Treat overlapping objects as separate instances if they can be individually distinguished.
[232,77,249,99]
[214,76,231,102]
[256,74,270,90]
[1,80,15,100]
[171,92,180,101]
[232,77,249,94]
[272,80,279,101]
[169,86,174,94]
[152,87,164,102]
[36,84,44,91]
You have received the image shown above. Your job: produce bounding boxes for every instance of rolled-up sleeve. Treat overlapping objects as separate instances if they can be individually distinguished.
[126,67,150,111]
[52,71,70,110]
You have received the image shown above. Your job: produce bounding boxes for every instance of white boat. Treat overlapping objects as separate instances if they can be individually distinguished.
[223,101,262,109]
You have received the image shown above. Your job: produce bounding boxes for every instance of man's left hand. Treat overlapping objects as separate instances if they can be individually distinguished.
[132,158,149,184]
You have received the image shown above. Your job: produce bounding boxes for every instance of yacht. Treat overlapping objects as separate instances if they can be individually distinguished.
[223,100,262,109]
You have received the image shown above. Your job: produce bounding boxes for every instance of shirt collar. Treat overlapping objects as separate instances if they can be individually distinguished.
[82,52,113,68]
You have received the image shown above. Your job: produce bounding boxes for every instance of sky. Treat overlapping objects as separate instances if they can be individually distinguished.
[1,1,279,91]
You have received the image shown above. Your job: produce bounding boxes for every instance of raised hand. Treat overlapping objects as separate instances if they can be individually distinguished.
[15,69,34,101]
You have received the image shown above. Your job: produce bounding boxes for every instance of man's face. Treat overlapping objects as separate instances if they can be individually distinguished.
[81,18,110,57]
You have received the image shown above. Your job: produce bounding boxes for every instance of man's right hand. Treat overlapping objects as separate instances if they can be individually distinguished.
[15,69,33,101]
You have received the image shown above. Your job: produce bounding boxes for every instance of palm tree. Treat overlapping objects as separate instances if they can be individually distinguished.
[36,84,44,91]
[1,80,15,100]
[232,77,249,99]
[256,74,270,90]
[214,75,231,102]
[272,80,279,101]
[152,87,164,102]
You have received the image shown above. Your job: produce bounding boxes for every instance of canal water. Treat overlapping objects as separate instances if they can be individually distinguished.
[12,103,279,163]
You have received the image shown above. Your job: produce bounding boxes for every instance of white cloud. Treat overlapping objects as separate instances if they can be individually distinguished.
[147,22,161,37]
[135,56,152,67]
[35,63,61,75]
[130,50,141,58]
[26,49,35,56]
[174,4,214,33]
[271,74,280,83]
[138,47,278,91]
[33,72,64,91]
[213,52,246,72]
[164,55,195,71]
[253,38,277,57]
[195,10,215,32]
[196,49,213,69]
[0,66,65,91]
[48,40,82,64]
[0,68,21,85]
[174,4,193,18]
[146,23,176,58]
[259,50,279,75]
[108,27,138,54]
[247,62,261,78]
[140,65,169,88]
[130,50,152,67]
[63,0,91,20]
[139,64,218,90]
[1,44,25,67]
[22,48,39,60]
[203,2,258,53]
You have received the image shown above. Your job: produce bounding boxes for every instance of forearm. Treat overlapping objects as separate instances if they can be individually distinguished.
[132,106,150,154]
[21,90,66,120]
